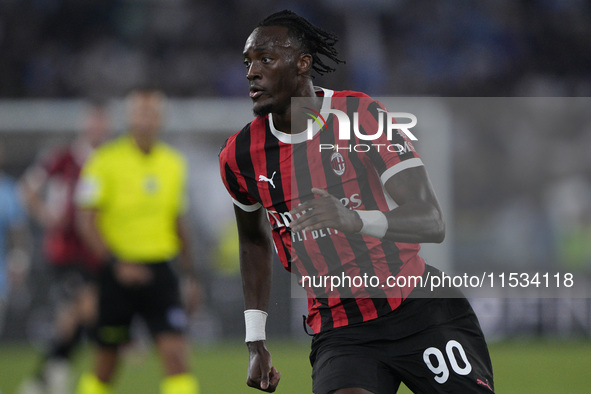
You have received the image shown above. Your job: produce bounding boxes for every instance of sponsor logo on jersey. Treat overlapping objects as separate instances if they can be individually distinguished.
[258,171,277,189]
[266,193,362,242]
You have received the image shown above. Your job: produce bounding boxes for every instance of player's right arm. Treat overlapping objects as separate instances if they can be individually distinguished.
[76,208,109,261]
[219,132,280,391]
[234,205,281,392]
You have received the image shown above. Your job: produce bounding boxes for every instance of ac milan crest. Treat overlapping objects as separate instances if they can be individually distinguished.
[330,152,346,176]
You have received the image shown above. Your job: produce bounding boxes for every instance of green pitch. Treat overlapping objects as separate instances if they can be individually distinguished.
[1,340,590,393]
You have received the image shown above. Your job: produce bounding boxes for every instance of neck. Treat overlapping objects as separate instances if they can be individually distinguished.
[132,134,155,154]
[272,82,319,134]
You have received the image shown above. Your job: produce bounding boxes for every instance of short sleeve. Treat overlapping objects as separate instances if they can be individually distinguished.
[0,178,25,226]
[359,100,423,184]
[219,138,261,212]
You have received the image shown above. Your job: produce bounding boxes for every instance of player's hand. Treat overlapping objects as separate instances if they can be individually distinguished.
[246,341,281,392]
[113,262,152,286]
[289,188,363,234]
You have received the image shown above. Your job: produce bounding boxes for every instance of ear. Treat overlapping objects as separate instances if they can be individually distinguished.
[297,53,313,75]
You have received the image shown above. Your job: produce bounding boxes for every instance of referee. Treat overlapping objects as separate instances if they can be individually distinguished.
[75,88,199,394]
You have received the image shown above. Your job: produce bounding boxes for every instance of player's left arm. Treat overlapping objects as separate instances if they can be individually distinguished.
[381,165,445,243]
[289,165,445,243]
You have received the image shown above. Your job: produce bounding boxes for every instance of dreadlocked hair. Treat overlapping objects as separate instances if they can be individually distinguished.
[257,10,345,76]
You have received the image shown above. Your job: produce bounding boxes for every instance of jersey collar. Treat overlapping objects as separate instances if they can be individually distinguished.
[268,87,334,144]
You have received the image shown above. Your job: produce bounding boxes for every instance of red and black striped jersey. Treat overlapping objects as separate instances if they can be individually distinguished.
[37,144,100,269]
[219,87,426,333]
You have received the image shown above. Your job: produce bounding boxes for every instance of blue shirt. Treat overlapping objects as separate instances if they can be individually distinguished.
[0,174,25,297]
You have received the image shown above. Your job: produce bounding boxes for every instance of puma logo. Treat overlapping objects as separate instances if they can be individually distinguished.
[258,171,277,189]
[476,378,493,391]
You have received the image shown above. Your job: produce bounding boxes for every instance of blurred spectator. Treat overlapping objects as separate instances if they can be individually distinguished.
[0,143,31,335]
[1,1,590,98]
[18,101,111,394]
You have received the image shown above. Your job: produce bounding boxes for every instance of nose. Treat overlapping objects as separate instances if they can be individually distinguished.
[246,62,261,80]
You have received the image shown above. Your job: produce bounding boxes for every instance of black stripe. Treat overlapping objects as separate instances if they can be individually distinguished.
[224,163,252,206]
[365,101,388,175]
[234,123,261,203]
[316,115,364,323]
[340,99,392,307]
[291,130,334,329]
[263,124,293,271]
[350,100,406,287]
[264,122,288,214]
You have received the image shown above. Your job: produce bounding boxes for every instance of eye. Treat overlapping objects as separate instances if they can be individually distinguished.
[262,56,272,64]
[244,59,251,68]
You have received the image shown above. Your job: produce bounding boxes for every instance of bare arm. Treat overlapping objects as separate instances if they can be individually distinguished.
[235,205,273,310]
[234,205,280,392]
[289,166,445,243]
[77,208,110,261]
[381,165,445,243]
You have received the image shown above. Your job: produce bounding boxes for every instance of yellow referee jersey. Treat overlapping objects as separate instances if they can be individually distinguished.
[76,134,187,263]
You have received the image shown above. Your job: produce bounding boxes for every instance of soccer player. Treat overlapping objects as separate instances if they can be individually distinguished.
[18,101,110,394]
[219,10,494,394]
[74,88,199,394]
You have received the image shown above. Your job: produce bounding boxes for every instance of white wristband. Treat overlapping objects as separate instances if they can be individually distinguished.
[244,309,268,342]
[356,210,388,238]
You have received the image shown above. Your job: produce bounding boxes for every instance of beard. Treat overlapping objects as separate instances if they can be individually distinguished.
[253,102,274,118]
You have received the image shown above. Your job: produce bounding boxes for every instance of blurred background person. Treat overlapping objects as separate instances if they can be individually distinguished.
[0,143,31,336]
[75,88,199,394]
[18,101,111,394]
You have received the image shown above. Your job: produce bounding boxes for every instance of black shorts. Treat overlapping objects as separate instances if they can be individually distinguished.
[49,264,97,304]
[95,261,187,347]
[310,266,494,394]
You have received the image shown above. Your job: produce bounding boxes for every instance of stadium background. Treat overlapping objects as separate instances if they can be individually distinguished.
[1,1,591,392]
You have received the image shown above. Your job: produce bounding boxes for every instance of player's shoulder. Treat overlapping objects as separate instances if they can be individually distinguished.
[219,117,265,162]
[85,135,128,167]
[156,140,183,159]
[46,145,72,160]
[219,123,246,166]
[95,135,127,155]
[152,142,187,177]
[37,144,72,169]
[332,89,372,99]
[334,89,385,115]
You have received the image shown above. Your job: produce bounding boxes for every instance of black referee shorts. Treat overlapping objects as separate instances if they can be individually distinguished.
[95,261,187,347]
[310,266,494,394]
